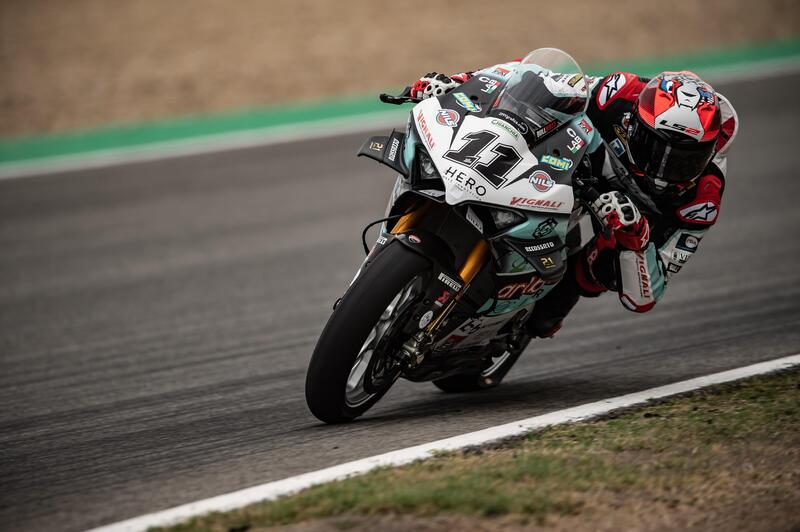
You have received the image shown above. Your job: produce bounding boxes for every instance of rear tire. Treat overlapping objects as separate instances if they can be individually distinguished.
[305,242,429,423]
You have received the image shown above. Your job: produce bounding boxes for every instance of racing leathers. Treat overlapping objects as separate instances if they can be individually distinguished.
[410,63,739,335]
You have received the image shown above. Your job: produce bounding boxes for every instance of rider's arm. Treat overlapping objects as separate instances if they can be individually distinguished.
[617,171,726,312]
[573,172,726,313]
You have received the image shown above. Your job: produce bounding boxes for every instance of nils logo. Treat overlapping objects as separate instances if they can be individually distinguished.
[435,109,460,127]
[529,170,554,193]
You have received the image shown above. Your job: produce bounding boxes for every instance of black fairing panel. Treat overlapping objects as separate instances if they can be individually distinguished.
[356,130,408,175]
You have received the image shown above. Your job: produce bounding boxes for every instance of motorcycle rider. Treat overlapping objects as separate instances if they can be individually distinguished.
[408,61,738,337]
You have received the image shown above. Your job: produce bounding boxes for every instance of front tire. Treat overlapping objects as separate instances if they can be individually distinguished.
[305,242,429,423]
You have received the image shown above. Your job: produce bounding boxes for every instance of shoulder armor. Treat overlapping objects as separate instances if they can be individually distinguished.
[676,174,723,225]
[595,72,643,110]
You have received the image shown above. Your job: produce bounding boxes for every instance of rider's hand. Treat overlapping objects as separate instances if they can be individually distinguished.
[410,72,468,101]
[591,191,649,250]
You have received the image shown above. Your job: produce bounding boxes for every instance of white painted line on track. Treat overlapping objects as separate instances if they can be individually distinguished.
[4,58,800,182]
[87,353,800,532]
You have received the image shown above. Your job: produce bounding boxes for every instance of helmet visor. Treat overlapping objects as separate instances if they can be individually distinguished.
[628,116,715,183]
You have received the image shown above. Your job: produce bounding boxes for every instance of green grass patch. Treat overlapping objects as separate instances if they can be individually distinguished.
[158,369,800,531]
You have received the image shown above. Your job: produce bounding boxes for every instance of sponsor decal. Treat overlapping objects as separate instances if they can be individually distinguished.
[458,319,482,334]
[533,217,558,238]
[634,250,652,298]
[539,256,556,269]
[408,234,422,244]
[566,127,585,153]
[613,124,627,141]
[438,272,462,292]
[529,170,554,193]
[369,141,384,151]
[567,74,583,87]
[541,154,573,171]
[465,207,484,233]
[579,118,593,134]
[376,235,387,245]
[435,289,451,307]
[494,110,528,135]
[610,138,626,157]
[672,250,691,263]
[418,310,434,329]
[667,262,682,274]
[677,233,700,252]
[435,108,460,127]
[492,66,511,77]
[510,197,565,210]
[415,112,436,149]
[491,119,519,140]
[452,92,481,112]
[497,276,545,300]
[679,201,718,223]
[534,120,558,140]
[386,137,400,162]
[524,239,556,253]
[443,166,487,197]
[479,76,502,94]
[658,119,701,137]
[597,73,626,108]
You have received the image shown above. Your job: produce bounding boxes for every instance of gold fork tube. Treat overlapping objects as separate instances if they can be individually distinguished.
[426,239,490,333]
[458,239,490,286]
[390,202,432,234]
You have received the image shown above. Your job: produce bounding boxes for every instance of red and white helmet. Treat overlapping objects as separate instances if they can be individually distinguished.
[627,71,721,191]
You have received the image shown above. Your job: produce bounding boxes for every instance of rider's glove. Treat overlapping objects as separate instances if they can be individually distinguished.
[410,72,471,101]
[591,191,649,251]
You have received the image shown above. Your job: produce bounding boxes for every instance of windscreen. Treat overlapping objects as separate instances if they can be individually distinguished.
[492,48,588,142]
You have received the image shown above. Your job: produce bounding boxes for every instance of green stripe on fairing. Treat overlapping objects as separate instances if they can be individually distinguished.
[2,37,799,165]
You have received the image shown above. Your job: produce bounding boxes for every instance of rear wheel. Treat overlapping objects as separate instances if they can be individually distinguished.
[305,242,429,423]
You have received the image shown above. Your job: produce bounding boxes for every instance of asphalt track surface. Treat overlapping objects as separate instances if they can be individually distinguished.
[1,72,799,531]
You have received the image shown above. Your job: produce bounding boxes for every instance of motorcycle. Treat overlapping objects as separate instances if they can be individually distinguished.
[305,48,605,423]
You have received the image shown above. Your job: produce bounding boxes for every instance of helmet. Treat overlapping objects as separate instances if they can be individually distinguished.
[626,72,721,194]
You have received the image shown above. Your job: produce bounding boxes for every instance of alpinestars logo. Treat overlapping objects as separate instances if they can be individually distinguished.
[679,202,718,223]
[598,73,626,108]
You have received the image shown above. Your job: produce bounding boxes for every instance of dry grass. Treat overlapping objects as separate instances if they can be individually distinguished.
[2,0,799,137]
[156,369,800,532]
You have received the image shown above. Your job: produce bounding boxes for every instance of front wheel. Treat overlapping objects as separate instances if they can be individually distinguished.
[305,242,429,423]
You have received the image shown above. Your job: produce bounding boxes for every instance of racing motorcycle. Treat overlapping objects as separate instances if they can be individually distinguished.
[305,48,605,424]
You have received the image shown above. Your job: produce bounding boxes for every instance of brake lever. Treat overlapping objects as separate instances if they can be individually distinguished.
[379,86,418,105]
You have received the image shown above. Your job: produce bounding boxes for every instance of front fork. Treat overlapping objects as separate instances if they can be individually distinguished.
[388,203,491,366]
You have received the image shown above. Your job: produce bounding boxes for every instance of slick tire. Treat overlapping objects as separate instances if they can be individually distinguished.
[305,242,429,424]
[432,345,525,393]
